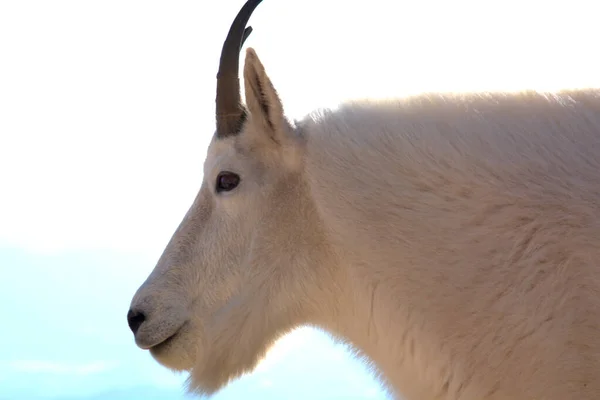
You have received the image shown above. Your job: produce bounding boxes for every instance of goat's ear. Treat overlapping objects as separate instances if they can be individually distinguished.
[243,48,287,144]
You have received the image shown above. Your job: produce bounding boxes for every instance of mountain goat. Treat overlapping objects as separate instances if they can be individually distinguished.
[127,0,600,398]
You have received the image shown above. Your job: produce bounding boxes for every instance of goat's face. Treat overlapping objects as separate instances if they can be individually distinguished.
[128,111,303,359]
[127,1,320,394]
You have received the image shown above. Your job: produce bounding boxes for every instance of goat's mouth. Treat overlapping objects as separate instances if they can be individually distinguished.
[135,323,184,351]
[146,330,179,351]
[146,323,196,371]
[146,320,191,353]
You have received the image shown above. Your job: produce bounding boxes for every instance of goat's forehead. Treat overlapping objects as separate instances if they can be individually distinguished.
[204,136,239,171]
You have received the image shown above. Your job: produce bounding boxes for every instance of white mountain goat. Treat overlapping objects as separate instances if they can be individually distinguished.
[127,0,600,398]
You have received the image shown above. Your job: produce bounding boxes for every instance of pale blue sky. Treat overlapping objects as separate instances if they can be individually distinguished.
[1,1,598,399]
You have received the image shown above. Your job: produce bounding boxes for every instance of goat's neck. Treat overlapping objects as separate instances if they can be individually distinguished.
[314,269,438,400]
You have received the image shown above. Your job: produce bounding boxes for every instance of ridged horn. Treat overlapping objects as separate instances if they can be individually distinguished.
[215,0,263,138]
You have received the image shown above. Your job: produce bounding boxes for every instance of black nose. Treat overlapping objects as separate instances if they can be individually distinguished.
[127,309,146,335]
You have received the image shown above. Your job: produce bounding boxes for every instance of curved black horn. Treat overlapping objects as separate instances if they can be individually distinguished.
[215,0,263,138]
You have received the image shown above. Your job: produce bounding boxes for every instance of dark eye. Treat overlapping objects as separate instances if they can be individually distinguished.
[216,171,240,193]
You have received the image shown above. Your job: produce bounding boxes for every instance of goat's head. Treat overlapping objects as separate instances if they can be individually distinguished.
[127,0,332,395]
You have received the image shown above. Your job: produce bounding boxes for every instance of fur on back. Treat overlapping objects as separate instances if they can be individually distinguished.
[298,89,600,399]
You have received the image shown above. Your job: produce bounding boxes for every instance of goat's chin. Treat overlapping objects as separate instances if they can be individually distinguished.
[187,354,252,398]
[185,314,266,396]
[149,326,198,372]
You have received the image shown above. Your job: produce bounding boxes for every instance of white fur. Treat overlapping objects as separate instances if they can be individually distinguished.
[129,46,600,399]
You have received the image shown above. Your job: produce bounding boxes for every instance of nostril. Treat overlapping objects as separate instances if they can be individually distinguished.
[127,309,146,335]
